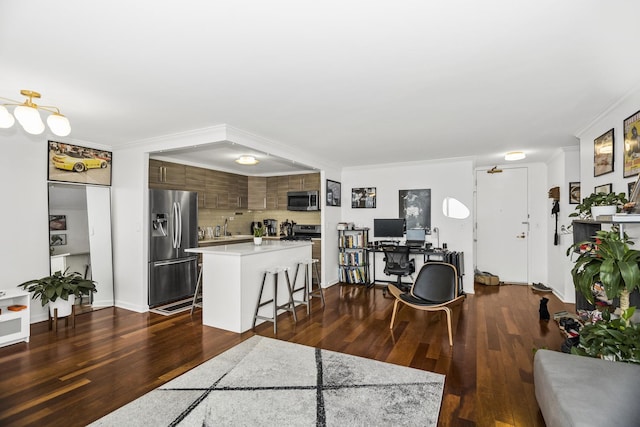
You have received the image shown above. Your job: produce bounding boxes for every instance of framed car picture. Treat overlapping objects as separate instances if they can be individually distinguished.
[48,140,112,186]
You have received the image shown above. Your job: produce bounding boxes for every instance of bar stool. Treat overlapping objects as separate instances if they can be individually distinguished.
[190,262,203,315]
[291,259,325,315]
[252,266,298,334]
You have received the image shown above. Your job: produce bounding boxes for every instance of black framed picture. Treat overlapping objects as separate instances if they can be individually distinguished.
[351,187,376,208]
[399,188,431,233]
[629,181,636,199]
[49,214,67,231]
[623,110,640,178]
[326,180,341,207]
[594,128,614,176]
[594,183,612,194]
[48,140,112,186]
[569,182,580,204]
[49,233,67,246]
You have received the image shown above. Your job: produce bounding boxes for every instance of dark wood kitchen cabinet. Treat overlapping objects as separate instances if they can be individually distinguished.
[149,159,186,190]
[204,169,229,209]
[266,176,289,209]
[227,173,248,209]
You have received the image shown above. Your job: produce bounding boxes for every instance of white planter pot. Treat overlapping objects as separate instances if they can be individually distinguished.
[253,237,263,245]
[591,205,616,219]
[49,294,75,317]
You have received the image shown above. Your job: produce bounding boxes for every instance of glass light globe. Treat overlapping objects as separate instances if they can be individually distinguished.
[0,105,15,128]
[47,113,71,136]
[14,105,44,134]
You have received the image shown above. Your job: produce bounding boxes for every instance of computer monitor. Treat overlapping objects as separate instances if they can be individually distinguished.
[373,218,405,238]
[405,228,426,246]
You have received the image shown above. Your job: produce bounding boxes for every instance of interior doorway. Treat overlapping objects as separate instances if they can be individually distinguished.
[475,167,529,284]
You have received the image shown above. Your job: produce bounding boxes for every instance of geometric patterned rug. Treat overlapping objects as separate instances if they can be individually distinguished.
[90,336,445,426]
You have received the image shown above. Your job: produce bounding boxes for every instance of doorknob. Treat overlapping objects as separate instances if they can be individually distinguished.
[516,233,526,239]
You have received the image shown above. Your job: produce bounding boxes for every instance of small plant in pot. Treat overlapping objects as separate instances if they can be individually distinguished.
[569,191,628,219]
[17,268,97,317]
[253,225,265,245]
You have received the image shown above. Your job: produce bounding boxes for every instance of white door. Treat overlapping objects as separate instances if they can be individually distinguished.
[475,167,529,283]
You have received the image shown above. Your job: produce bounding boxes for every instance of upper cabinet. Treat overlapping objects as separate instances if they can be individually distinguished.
[289,173,320,191]
[266,176,289,210]
[228,173,248,209]
[149,159,186,189]
[204,169,229,209]
[248,176,267,210]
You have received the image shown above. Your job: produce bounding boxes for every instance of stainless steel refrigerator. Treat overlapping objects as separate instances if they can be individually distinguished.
[148,189,198,307]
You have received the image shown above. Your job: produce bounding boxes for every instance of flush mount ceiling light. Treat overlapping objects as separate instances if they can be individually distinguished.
[235,155,259,165]
[0,90,71,136]
[504,151,526,161]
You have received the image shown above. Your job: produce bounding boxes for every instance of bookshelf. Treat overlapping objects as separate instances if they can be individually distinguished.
[338,228,370,285]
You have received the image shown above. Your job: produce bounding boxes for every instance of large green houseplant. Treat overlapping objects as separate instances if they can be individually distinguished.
[569,191,628,219]
[567,228,640,311]
[17,268,97,307]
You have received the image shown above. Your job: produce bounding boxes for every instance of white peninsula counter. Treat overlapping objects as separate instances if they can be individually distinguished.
[185,240,312,333]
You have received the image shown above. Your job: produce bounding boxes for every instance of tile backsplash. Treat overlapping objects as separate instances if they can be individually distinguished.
[198,209,321,236]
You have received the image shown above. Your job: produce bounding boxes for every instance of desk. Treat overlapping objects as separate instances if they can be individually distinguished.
[368,245,464,291]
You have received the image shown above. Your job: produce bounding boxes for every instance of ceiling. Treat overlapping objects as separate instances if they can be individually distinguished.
[3,1,640,173]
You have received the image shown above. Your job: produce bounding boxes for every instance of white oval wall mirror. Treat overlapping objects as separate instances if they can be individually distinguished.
[442,197,470,219]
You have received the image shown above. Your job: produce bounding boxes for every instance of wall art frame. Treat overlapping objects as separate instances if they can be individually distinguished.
[398,188,431,233]
[569,182,580,204]
[623,110,640,178]
[594,183,612,194]
[593,128,614,176]
[49,233,67,246]
[351,187,376,208]
[48,140,112,186]
[49,214,67,231]
[326,179,341,207]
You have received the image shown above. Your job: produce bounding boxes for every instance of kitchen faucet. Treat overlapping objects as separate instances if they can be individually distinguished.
[223,217,229,236]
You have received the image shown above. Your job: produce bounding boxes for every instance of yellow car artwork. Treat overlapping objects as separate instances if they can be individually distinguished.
[52,152,108,172]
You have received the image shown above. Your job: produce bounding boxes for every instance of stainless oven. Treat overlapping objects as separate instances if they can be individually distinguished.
[287,191,320,211]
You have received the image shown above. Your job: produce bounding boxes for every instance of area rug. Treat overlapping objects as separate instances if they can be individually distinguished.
[91,336,445,426]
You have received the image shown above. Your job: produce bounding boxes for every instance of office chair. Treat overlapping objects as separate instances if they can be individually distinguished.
[381,245,415,294]
[388,262,466,346]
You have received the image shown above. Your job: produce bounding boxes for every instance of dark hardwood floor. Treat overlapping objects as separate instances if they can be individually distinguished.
[0,282,572,426]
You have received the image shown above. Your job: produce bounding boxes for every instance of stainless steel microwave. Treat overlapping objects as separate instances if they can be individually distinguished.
[287,191,320,211]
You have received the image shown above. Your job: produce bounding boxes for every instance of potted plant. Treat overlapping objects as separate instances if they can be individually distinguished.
[571,307,640,363]
[569,191,628,219]
[567,228,640,312]
[17,268,97,317]
[253,225,265,245]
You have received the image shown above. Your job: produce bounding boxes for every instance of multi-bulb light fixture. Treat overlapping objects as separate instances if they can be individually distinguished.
[0,89,71,136]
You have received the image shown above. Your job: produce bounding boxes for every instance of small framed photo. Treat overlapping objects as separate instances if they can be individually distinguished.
[629,180,636,198]
[623,110,640,178]
[569,182,580,204]
[50,233,67,246]
[49,215,67,231]
[48,140,112,186]
[594,128,614,176]
[326,180,341,207]
[351,187,376,208]
[594,183,612,194]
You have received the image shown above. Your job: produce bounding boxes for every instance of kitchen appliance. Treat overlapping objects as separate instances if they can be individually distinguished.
[263,219,277,236]
[148,189,198,307]
[281,224,321,241]
[287,190,320,211]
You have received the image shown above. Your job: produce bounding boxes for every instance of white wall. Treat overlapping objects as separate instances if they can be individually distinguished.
[546,147,580,303]
[340,158,475,294]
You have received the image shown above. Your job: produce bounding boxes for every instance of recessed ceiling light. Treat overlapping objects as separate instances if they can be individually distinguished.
[235,155,259,165]
[505,151,526,161]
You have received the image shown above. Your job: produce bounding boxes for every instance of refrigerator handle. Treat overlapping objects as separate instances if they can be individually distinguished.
[177,202,182,248]
[172,202,179,248]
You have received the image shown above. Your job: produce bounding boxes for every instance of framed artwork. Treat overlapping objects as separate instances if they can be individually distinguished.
[569,182,580,204]
[623,110,640,178]
[593,128,614,176]
[399,188,431,234]
[50,233,67,246]
[351,187,376,208]
[48,140,112,186]
[594,183,612,194]
[326,180,341,207]
[49,215,67,231]
[629,181,636,198]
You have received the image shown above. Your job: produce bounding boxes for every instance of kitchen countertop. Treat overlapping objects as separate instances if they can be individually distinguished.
[187,240,312,256]
[198,235,284,246]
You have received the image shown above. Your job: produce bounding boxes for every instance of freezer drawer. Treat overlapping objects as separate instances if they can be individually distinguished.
[148,256,197,307]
